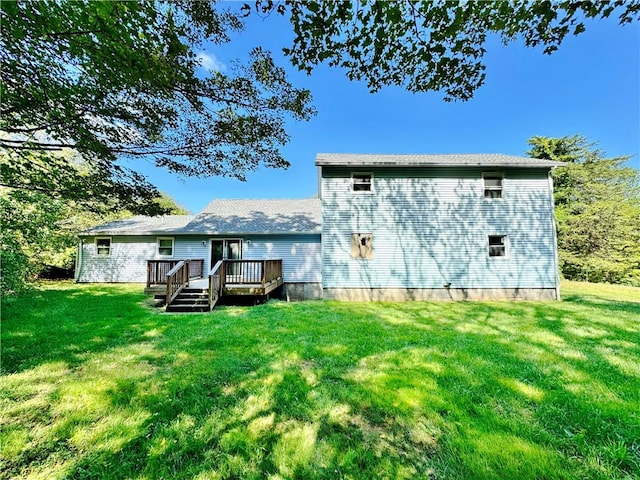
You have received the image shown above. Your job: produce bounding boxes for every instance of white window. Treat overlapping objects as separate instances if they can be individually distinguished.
[483,173,503,199]
[352,173,373,192]
[488,235,508,258]
[96,237,111,256]
[351,233,373,259]
[157,237,174,256]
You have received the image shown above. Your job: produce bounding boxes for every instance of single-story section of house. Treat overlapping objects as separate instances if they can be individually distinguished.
[76,198,322,301]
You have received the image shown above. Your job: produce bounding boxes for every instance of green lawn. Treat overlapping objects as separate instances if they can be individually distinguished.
[1,281,639,480]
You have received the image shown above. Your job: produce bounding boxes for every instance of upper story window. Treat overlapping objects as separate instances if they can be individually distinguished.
[157,237,174,256]
[96,237,111,256]
[483,173,503,199]
[488,235,508,258]
[352,173,373,192]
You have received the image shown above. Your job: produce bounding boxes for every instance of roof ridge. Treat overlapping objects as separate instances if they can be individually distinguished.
[206,197,319,201]
[316,152,532,156]
[315,152,564,167]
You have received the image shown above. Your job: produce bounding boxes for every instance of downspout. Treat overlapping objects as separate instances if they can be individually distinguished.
[548,170,561,300]
[318,165,324,298]
[75,238,83,282]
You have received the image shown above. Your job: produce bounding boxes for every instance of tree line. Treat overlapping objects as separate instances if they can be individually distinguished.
[529,135,640,286]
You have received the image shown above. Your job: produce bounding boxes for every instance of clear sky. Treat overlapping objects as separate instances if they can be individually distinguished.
[130,9,640,214]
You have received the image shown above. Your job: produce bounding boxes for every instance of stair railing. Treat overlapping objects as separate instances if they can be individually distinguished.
[207,260,225,310]
[166,260,189,307]
[148,258,205,287]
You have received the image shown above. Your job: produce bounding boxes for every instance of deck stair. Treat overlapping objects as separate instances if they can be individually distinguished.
[147,258,283,312]
[166,288,209,313]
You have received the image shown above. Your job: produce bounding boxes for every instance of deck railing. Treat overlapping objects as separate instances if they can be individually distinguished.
[224,259,282,285]
[263,259,282,285]
[147,259,204,287]
[166,260,190,306]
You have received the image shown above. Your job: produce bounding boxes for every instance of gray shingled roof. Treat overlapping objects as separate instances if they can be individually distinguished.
[315,153,564,168]
[178,198,321,234]
[81,215,194,235]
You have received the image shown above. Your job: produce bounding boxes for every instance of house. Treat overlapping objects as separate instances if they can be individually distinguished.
[77,153,563,307]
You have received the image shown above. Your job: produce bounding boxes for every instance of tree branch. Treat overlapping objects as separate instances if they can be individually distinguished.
[0,139,68,151]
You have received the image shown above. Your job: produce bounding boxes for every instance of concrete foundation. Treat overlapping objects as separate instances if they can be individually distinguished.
[322,287,559,301]
[283,282,323,301]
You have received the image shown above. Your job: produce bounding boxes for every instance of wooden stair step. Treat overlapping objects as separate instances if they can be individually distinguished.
[174,293,208,300]
[171,298,208,305]
[166,286,210,312]
[171,298,209,305]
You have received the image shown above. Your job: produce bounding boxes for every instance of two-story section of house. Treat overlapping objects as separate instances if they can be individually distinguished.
[316,153,564,300]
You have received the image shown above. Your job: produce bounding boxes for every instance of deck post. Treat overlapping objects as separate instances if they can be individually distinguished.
[261,260,266,286]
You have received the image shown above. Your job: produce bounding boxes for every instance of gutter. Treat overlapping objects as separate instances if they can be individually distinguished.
[79,231,321,236]
[314,162,566,168]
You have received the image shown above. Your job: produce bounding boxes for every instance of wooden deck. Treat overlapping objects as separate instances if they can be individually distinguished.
[147,259,283,311]
[224,277,284,296]
[176,276,284,295]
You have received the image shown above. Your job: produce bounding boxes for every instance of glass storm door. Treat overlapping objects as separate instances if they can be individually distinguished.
[210,239,242,273]
[226,240,241,260]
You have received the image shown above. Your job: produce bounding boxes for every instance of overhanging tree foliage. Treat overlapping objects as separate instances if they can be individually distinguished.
[3,1,638,215]
[250,0,639,101]
[528,135,640,285]
[1,0,314,214]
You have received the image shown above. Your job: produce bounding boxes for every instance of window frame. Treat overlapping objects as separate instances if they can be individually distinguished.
[482,172,504,199]
[95,237,112,256]
[157,237,174,257]
[351,232,374,259]
[351,172,374,193]
[488,234,509,259]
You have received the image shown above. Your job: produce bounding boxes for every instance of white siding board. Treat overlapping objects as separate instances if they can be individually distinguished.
[321,167,558,290]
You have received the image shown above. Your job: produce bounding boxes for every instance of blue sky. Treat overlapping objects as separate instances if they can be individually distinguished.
[134,10,640,214]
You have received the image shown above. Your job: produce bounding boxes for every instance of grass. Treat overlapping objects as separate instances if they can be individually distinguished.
[1,280,639,480]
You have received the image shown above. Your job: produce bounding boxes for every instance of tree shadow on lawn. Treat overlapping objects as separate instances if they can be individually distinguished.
[1,284,167,374]
[562,293,640,316]
[2,288,639,479]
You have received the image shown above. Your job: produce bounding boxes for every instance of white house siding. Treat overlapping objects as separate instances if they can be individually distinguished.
[77,234,321,284]
[78,235,153,282]
[174,237,209,267]
[241,234,321,283]
[320,167,559,292]
[180,234,321,283]
[77,235,208,283]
